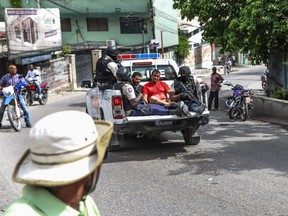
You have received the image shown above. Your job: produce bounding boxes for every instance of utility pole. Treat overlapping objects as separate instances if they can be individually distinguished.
[161,31,164,59]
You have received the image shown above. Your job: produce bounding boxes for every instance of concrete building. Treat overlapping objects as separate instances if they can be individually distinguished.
[0,0,179,86]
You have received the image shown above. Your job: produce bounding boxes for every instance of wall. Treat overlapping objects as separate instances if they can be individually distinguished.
[41,58,71,91]
[249,95,288,121]
[184,44,212,69]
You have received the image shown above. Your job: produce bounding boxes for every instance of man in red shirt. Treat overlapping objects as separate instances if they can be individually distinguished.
[208,66,224,111]
[143,69,171,105]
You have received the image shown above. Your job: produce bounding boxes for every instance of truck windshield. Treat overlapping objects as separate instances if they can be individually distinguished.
[125,65,177,82]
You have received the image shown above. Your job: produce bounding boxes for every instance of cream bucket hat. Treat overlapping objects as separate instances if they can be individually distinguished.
[12,110,113,186]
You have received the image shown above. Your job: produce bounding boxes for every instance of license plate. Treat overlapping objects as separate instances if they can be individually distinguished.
[155,120,173,126]
[246,97,251,103]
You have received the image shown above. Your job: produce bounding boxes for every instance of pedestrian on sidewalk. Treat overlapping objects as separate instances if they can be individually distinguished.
[208,66,224,111]
[3,110,113,216]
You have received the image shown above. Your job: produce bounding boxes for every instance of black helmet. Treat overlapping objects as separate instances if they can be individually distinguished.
[116,67,131,82]
[212,66,217,71]
[179,66,191,75]
[106,46,118,58]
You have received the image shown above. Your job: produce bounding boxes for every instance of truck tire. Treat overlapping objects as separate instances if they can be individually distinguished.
[181,127,200,145]
[108,133,123,152]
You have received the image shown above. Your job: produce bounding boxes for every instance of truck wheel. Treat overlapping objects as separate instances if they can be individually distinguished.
[108,133,123,152]
[182,128,200,145]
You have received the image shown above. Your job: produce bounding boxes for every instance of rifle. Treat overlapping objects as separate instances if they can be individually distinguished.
[178,82,202,106]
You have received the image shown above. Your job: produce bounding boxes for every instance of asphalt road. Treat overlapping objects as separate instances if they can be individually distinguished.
[1,66,288,216]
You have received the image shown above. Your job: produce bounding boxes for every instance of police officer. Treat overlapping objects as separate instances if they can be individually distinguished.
[94,45,120,89]
[169,66,206,115]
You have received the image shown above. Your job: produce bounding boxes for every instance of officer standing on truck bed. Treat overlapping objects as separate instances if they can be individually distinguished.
[94,45,121,89]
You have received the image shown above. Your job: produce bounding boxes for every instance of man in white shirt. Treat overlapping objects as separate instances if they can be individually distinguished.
[25,64,42,97]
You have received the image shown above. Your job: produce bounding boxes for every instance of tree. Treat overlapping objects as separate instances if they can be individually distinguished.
[173,0,288,64]
[174,30,190,61]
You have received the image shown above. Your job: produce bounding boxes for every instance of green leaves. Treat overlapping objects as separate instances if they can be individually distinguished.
[174,30,190,59]
[173,0,288,63]
[9,0,21,8]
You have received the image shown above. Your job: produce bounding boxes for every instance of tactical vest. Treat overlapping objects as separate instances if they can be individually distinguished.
[113,82,134,111]
[95,56,117,84]
[174,76,198,98]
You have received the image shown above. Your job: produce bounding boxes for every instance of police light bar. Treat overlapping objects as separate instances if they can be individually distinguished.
[118,53,160,60]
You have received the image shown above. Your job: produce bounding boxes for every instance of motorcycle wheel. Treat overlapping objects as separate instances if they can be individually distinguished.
[7,105,22,132]
[239,101,248,121]
[39,91,48,105]
[24,92,32,106]
[229,108,239,120]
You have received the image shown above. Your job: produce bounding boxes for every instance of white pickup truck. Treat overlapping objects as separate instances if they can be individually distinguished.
[85,53,210,150]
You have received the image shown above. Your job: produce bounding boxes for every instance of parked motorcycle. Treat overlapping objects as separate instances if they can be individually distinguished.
[223,81,254,121]
[261,68,269,91]
[25,78,49,106]
[0,80,26,131]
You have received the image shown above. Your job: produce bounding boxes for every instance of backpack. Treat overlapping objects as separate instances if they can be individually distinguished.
[94,56,116,84]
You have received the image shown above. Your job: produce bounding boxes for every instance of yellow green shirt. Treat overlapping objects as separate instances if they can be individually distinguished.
[3,185,101,216]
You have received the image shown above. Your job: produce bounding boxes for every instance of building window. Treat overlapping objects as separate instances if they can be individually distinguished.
[61,18,71,32]
[120,17,147,34]
[87,18,108,31]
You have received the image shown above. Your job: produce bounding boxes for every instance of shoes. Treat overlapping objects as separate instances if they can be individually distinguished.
[181,104,191,117]
[212,108,218,111]
[197,104,207,115]
[173,102,191,117]
[26,121,32,128]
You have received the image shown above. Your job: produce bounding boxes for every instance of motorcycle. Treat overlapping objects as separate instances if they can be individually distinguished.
[261,69,268,91]
[0,80,26,131]
[223,81,254,121]
[25,77,49,106]
[224,61,231,75]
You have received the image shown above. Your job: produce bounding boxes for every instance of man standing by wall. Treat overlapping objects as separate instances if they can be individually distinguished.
[208,66,224,111]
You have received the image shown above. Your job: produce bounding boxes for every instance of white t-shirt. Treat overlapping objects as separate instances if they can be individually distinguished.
[25,69,41,82]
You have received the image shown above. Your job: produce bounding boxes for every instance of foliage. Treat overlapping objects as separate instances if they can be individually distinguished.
[273,90,288,100]
[59,45,72,58]
[174,30,190,60]
[9,0,21,8]
[173,0,288,64]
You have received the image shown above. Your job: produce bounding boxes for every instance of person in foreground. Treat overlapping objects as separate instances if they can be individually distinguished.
[3,110,113,216]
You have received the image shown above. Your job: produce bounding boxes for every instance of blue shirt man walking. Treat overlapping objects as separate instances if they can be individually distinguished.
[0,64,32,128]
